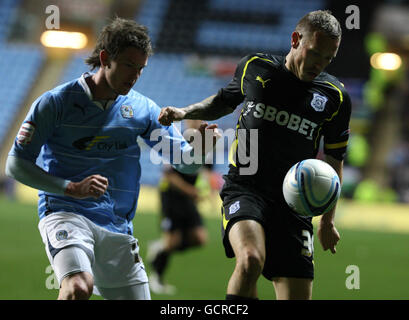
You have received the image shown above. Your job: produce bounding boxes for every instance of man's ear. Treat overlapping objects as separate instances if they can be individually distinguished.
[100,50,111,68]
[291,31,302,49]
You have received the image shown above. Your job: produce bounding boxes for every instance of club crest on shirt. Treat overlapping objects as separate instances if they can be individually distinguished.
[120,105,134,119]
[229,201,240,215]
[310,93,328,112]
[17,121,36,145]
[55,230,68,241]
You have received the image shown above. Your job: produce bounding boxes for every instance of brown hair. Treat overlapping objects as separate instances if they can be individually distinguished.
[85,17,153,70]
[295,10,342,40]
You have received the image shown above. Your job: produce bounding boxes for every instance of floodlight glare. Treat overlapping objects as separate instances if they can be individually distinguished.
[370,52,402,71]
[40,31,88,49]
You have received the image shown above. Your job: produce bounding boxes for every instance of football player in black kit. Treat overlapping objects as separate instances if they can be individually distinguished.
[148,120,209,295]
[158,10,351,300]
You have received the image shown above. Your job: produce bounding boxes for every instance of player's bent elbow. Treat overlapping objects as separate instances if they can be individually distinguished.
[5,155,18,180]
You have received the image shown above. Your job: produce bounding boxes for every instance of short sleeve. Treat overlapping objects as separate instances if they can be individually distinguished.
[213,55,252,109]
[9,92,59,162]
[323,89,352,161]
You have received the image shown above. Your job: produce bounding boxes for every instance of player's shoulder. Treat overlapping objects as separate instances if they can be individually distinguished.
[316,72,348,94]
[239,52,284,69]
[122,89,161,119]
[50,78,82,96]
[126,89,158,108]
[42,78,85,105]
[32,82,72,108]
[315,72,351,103]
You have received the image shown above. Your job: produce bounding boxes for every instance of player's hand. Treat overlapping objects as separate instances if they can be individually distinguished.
[317,220,340,254]
[64,174,109,199]
[158,107,186,126]
[197,122,222,155]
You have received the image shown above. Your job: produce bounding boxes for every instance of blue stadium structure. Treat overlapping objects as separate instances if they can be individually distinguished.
[0,0,44,145]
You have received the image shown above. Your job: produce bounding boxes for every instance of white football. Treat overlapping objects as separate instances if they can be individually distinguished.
[282,159,341,217]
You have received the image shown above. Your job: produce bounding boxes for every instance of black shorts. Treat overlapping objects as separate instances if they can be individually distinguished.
[220,178,314,280]
[160,191,203,232]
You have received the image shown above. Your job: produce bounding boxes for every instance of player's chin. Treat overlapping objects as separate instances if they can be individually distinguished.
[301,73,317,82]
[118,87,131,95]
[116,83,134,95]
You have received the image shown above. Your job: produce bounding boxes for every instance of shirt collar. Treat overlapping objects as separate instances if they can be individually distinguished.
[78,72,116,110]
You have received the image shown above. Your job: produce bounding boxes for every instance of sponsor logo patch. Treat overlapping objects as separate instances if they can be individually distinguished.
[17,121,36,145]
[72,135,128,151]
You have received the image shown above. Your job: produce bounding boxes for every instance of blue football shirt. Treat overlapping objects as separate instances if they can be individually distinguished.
[10,73,192,235]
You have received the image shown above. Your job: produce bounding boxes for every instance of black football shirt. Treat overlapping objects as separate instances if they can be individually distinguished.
[214,53,351,197]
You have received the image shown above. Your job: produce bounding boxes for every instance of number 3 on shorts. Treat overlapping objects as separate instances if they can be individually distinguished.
[301,229,314,257]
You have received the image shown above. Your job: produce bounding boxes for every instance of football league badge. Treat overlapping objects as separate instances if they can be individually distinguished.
[17,121,36,145]
[120,105,134,119]
[310,93,328,112]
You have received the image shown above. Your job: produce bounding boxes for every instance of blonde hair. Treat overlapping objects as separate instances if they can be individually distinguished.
[295,10,342,40]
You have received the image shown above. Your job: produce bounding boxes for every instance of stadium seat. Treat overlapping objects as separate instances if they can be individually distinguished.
[0,0,21,43]
[0,44,44,144]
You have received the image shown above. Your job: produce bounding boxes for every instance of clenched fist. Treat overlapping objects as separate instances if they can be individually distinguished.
[158,107,186,126]
[64,174,109,199]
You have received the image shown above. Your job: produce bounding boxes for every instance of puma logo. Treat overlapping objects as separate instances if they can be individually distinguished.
[256,76,271,88]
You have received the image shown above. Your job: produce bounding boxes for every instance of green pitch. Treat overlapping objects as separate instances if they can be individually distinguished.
[1,195,408,300]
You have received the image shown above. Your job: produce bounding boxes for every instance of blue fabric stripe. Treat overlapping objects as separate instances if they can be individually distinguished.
[47,235,63,259]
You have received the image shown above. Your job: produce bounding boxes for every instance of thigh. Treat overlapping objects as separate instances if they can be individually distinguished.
[53,245,94,286]
[272,277,313,300]
[262,200,314,280]
[228,219,266,260]
[221,191,267,258]
[92,230,148,289]
[96,283,151,300]
[38,212,96,284]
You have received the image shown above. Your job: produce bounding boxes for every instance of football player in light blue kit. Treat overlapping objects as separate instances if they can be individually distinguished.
[5,18,218,300]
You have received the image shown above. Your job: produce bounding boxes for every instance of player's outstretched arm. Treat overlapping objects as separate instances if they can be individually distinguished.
[317,155,343,254]
[5,155,108,200]
[158,94,235,125]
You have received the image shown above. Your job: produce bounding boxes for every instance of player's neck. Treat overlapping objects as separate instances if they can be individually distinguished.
[88,70,118,101]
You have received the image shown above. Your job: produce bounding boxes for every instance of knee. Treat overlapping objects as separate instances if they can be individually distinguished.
[236,248,265,278]
[60,273,93,300]
[191,230,207,247]
[67,279,93,300]
[183,229,207,249]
